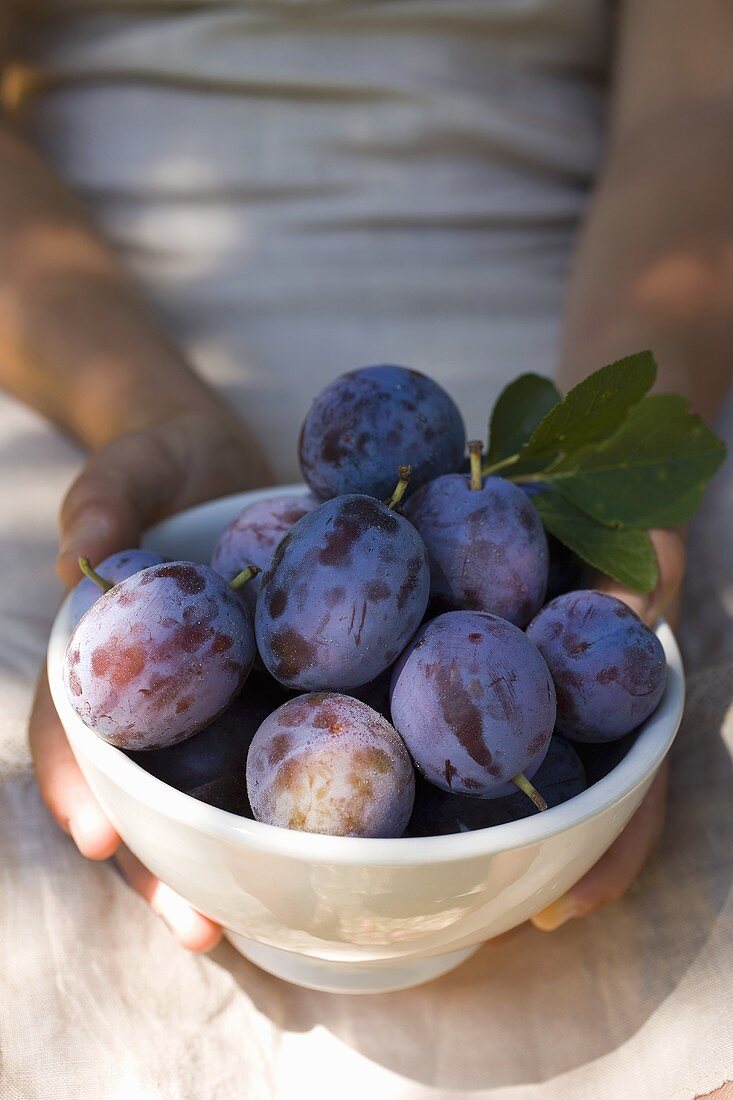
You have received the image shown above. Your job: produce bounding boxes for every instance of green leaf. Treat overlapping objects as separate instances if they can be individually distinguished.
[547,393,727,527]
[486,374,560,466]
[532,492,659,593]
[510,351,657,475]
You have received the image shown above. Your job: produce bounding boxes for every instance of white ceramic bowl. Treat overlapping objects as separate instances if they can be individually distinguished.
[47,486,685,995]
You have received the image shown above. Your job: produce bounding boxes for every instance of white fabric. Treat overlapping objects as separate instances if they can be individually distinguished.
[1,1,733,1097]
[12,0,610,483]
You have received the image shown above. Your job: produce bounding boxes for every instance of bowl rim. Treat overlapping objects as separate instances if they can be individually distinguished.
[47,486,686,867]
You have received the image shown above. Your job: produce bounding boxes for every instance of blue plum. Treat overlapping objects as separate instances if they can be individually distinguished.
[256,491,430,691]
[526,590,667,742]
[128,671,292,814]
[299,365,466,501]
[246,693,415,837]
[406,736,586,836]
[573,730,639,786]
[70,549,167,626]
[405,472,549,627]
[63,562,256,750]
[497,735,586,817]
[211,492,319,614]
[390,610,556,797]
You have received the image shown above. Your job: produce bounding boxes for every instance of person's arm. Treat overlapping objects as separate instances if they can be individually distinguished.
[0,125,226,446]
[0,117,270,950]
[559,0,733,416]
[0,122,271,576]
[533,0,733,932]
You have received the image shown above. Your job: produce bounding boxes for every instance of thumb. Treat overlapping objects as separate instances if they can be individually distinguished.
[56,430,178,587]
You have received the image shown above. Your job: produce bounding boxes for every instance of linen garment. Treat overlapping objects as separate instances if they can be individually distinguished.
[10,0,613,475]
[1,1,732,1097]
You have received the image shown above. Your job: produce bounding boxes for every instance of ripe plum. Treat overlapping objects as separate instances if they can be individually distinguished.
[63,562,257,750]
[299,365,466,500]
[246,693,415,837]
[405,444,548,627]
[70,550,167,625]
[256,477,430,691]
[390,610,556,800]
[526,590,667,742]
[212,492,319,614]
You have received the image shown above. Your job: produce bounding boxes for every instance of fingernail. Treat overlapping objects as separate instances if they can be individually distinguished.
[531,895,580,932]
[68,802,109,858]
[152,884,197,935]
[58,510,110,554]
[59,518,112,560]
[152,884,221,951]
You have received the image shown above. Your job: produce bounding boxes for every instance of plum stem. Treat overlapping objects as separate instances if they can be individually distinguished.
[385,466,412,510]
[230,565,261,590]
[78,556,114,593]
[512,772,548,812]
[468,440,484,490]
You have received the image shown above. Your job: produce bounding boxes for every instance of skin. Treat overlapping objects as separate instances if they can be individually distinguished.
[0,1,727,975]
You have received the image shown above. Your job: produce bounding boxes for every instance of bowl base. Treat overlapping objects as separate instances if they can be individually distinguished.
[225,934,479,994]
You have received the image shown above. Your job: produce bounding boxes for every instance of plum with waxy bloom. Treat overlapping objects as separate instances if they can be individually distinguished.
[212,492,319,614]
[299,365,466,501]
[256,492,430,691]
[526,590,667,742]
[390,610,556,797]
[70,549,167,626]
[63,562,256,750]
[246,693,415,837]
[405,474,548,627]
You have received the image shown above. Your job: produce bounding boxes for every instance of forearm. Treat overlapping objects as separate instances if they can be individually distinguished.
[0,121,231,449]
[558,104,733,420]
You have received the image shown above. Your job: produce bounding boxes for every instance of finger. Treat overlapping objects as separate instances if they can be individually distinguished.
[56,430,178,586]
[695,1084,733,1100]
[595,529,686,626]
[115,845,223,953]
[531,759,669,931]
[30,667,120,860]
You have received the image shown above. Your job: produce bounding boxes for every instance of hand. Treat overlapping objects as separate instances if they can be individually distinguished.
[31,408,271,951]
[531,528,686,931]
